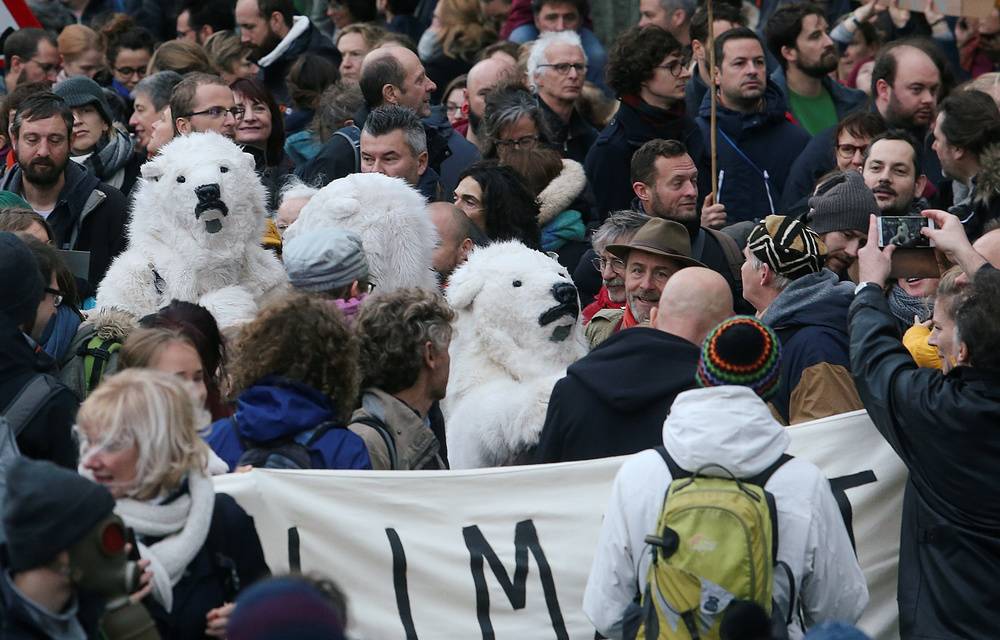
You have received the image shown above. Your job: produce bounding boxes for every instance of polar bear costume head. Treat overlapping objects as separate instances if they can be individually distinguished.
[131,132,267,253]
[447,241,586,383]
[284,172,437,292]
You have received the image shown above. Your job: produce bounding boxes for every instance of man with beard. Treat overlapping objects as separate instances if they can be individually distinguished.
[428,202,488,288]
[863,131,928,218]
[580,210,649,321]
[765,3,865,135]
[780,38,945,211]
[630,139,753,313]
[585,25,707,218]
[0,94,127,298]
[464,56,517,150]
[695,28,811,223]
[234,0,340,107]
[1,29,59,96]
[585,217,707,349]
[806,170,878,280]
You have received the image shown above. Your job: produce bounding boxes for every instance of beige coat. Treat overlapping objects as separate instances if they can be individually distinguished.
[347,388,444,470]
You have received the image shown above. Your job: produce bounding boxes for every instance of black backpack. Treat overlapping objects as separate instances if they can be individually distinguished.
[233,415,336,470]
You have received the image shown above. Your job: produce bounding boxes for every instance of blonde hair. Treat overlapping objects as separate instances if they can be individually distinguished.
[119,327,198,371]
[147,40,213,76]
[203,30,250,77]
[57,24,106,60]
[437,0,496,61]
[77,369,210,501]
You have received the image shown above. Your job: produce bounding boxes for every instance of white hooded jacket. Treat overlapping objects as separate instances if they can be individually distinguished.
[583,386,868,639]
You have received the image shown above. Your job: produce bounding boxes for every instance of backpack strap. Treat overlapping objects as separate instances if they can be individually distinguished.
[653,446,690,480]
[2,374,63,439]
[333,125,361,174]
[80,336,121,393]
[705,227,744,285]
[351,415,398,470]
[746,454,793,571]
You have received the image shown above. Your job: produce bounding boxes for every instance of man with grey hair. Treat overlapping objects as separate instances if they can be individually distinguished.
[638,0,696,45]
[360,104,442,201]
[464,56,517,149]
[129,70,183,153]
[581,210,649,322]
[275,177,319,236]
[528,30,598,164]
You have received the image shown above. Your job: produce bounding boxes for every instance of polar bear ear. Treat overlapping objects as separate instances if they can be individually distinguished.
[141,160,163,182]
[445,268,484,310]
[240,151,256,172]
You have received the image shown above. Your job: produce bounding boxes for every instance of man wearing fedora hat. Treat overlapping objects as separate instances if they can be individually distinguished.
[742,215,863,424]
[585,217,707,349]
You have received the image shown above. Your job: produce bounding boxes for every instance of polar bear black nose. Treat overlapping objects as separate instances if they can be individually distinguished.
[552,282,576,304]
[195,184,221,203]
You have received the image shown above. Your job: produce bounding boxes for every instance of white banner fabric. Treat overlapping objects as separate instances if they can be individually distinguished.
[214,409,907,640]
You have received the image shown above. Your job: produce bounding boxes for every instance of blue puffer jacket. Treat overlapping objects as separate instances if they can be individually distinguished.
[696,83,811,223]
[206,376,372,471]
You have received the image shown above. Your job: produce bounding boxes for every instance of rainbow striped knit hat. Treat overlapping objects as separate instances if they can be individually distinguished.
[696,316,782,401]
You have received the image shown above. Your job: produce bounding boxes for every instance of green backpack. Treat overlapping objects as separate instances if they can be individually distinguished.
[635,447,793,640]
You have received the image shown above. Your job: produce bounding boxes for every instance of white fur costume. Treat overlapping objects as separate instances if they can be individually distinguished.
[444,241,587,468]
[283,172,437,292]
[95,132,286,327]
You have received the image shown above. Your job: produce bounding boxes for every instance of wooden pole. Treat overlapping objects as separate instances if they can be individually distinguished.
[707,1,718,198]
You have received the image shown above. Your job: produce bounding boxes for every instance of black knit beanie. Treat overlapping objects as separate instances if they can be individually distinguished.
[0,232,44,329]
[3,457,115,573]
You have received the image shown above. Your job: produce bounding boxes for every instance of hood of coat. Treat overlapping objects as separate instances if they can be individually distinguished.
[663,385,790,477]
[761,269,854,332]
[234,376,337,441]
[975,142,1000,206]
[0,159,100,223]
[537,159,587,226]
[567,327,699,412]
[698,82,791,132]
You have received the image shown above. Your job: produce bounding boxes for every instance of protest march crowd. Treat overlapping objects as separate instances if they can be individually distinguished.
[0,0,999,637]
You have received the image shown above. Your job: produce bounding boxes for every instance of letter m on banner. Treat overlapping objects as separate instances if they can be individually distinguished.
[463,519,569,640]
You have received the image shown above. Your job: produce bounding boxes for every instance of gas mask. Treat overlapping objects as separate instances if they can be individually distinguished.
[68,514,160,640]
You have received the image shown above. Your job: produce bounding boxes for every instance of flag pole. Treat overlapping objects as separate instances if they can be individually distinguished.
[707,1,718,198]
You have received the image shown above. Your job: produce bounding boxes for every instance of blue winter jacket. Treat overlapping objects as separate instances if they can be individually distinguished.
[768,67,867,122]
[696,83,811,223]
[206,376,372,471]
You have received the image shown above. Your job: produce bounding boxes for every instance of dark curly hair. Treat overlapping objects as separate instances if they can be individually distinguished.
[355,288,454,394]
[457,161,541,249]
[228,293,360,420]
[606,25,683,99]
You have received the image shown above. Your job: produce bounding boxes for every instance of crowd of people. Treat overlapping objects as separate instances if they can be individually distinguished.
[1,0,1000,637]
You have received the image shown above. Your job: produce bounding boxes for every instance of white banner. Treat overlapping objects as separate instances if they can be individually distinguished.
[215,410,907,640]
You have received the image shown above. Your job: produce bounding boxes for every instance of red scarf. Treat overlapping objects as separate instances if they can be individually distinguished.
[582,287,624,324]
[619,304,640,331]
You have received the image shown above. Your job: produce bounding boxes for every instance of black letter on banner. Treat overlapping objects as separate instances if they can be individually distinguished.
[828,471,877,553]
[288,527,301,572]
[386,528,419,640]
[462,519,568,640]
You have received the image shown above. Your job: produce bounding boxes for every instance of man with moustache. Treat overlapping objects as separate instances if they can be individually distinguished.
[580,210,649,322]
[765,3,865,135]
[696,28,811,223]
[234,0,340,106]
[585,217,706,349]
[0,94,127,298]
[863,131,928,218]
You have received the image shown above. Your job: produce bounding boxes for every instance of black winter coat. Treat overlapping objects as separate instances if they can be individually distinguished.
[538,97,598,166]
[849,280,1000,639]
[535,328,700,463]
[142,493,269,639]
[260,23,341,107]
[0,566,105,639]
[0,324,78,469]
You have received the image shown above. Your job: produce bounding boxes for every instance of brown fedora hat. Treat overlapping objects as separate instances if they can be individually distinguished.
[606,218,708,269]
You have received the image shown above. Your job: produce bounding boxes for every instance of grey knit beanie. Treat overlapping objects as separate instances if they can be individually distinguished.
[807,171,878,235]
[283,228,369,292]
[53,76,114,125]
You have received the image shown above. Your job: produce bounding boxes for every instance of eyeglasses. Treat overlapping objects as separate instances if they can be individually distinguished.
[836,143,868,159]
[591,256,625,274]
[30,58,61,74]
[496,135,539,150]
[538,62,587,76]
[445,102,464,116]
[183,106,246,120]
[45,287,64,307]
[365,282,376,294]
[655,57,691,78]
[114,65,147,79]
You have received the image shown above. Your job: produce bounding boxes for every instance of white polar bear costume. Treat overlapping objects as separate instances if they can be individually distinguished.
[283,172,437,292]
[444,241,587,468]
[95,132,286,327]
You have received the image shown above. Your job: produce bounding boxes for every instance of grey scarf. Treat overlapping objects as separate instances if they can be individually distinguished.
[888,283,932,325]
[84,126,134,182]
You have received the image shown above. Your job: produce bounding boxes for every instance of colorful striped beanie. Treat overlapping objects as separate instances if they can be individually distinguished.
[696,316,782,401]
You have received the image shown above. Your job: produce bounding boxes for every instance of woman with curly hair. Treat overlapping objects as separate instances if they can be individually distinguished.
[205,293,373,471]
[454,160,541,250]
[420,0,497,102]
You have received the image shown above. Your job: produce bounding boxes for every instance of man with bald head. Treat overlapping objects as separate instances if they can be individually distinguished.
[465,57,517,148]
[359,45,480,197]
[535,267,733,463]
[428,201,489,287]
